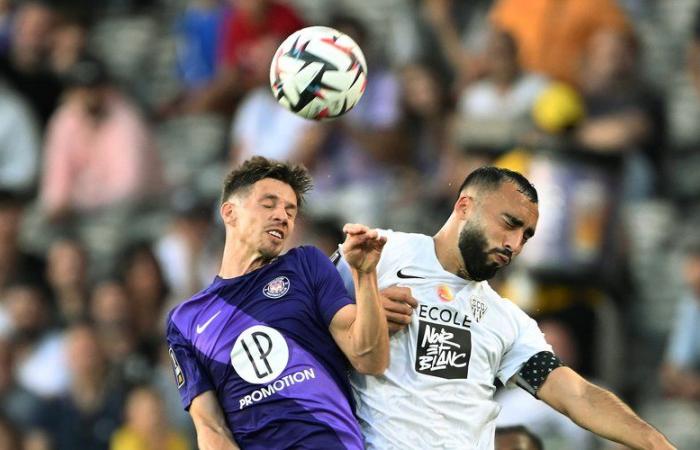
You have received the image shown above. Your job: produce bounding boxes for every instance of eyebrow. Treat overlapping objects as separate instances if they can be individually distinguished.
[260,194,297,210]
[503,213,535,239]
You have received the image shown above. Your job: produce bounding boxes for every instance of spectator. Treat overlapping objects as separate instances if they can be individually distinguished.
[118,242,169,353]
[110,385,190,450]
[37,56,163,267]
[0,0,62,127]
[0,414,22,450]
[228,75,313,165]
[385,61,453,234]
[574,27,665,196]
[40,56,162,222]
[661,241,700,400]
[4,280,69,399]
[0,191,44,298]
[174,0,229,92]
[184,0,304,114]
[46,237,89,326]
[154,198,219,303]
[453,29,549,152]
[89,278,151,387]
[0,0,12,54]
[495,425,543,450]
[48,14,89,77]
[419,0,494,89]
[490,0,630,84]
[0,80,40,194]
[31,323,125,450]
[0,336,42,430]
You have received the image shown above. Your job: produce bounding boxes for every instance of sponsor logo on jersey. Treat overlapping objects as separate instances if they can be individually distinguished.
[437,284,454,302]
[415,304,472,379]
[168,347,185,388]
[263,276,290,298]
[415,321,471,379]
[238,368,316,410]
[196,310,221,334]
[397,269,425,279]
[231,325,289,384]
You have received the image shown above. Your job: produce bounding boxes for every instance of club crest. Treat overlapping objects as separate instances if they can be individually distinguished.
[263,276,290,299]
[470,297,487,322]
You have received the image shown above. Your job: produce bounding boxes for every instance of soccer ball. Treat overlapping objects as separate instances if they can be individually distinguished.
[270,26,367,120]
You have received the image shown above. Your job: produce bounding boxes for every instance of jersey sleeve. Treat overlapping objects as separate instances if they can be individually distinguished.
[496,305,552,386]
[165,316,215,410]
[303,246,355,326]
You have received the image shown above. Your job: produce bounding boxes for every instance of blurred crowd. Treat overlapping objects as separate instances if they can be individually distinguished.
[0,0,699,449]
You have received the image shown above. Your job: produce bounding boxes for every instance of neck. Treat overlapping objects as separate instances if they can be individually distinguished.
[433,224,470,279]
[219,236,272,278]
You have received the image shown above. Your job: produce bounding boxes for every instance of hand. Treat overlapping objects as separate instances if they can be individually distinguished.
[380,286,418,334]
[341,224,387,273]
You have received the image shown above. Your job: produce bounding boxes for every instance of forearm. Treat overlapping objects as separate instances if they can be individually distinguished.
[560,382,670,449]
[196,422,240,450]
[349,269,390,374]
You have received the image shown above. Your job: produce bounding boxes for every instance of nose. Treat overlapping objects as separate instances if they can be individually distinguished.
[503,232,523,255]
[271,204,288,224]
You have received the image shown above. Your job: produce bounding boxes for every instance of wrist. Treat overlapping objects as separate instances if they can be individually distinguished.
[352,266,377,276]
[641,428,671,450]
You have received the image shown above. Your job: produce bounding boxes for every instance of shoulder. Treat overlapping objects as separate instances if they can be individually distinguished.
[379,230,431,258]
[479,282,533,323]
[289,245,330,265]
[284,245,338,281]
[166,285,221,339]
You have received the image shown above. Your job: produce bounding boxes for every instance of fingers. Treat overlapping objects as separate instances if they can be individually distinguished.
[382,296,414,316]
[380,286,418,309]
[343,223,381,240]
[381,289,415,334]
[343,223,370,236]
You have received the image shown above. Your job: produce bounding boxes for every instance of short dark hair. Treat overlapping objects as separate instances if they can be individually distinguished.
[495,425,544,450]
[220,156,313,207]
[458,166,538,203]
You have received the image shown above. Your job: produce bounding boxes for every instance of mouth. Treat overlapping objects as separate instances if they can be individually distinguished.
[493,252,511,266]
[266,229,284,240]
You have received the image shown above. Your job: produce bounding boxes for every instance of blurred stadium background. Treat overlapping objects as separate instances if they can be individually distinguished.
[0,0,699,449]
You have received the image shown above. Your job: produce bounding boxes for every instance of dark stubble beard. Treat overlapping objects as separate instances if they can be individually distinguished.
[457,221,500,281]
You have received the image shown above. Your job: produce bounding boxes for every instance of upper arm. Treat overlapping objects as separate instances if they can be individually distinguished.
[304,247,354,326]
[535,366,588,414]
[496,306,552,385]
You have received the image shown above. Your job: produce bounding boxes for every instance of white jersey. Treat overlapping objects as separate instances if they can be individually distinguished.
[348,231,551,449]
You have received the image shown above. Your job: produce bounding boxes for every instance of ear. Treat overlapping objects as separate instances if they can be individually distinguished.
[220,201,236,227]
[454,194,474,220]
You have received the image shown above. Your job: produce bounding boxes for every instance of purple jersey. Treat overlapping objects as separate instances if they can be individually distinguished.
[165,246,363,449]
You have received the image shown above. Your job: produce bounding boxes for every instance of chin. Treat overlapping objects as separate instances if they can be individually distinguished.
[260,245,284,259]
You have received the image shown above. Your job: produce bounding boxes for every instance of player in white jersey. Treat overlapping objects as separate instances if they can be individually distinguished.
[335,167,674,449]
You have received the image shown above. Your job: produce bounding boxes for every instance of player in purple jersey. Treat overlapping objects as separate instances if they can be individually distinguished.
[165,156,389,450]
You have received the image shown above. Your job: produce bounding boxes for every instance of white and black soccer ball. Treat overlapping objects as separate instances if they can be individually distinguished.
[270,26,367,120]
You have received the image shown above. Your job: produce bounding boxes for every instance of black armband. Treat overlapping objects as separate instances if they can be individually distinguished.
[514,351,563,398]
